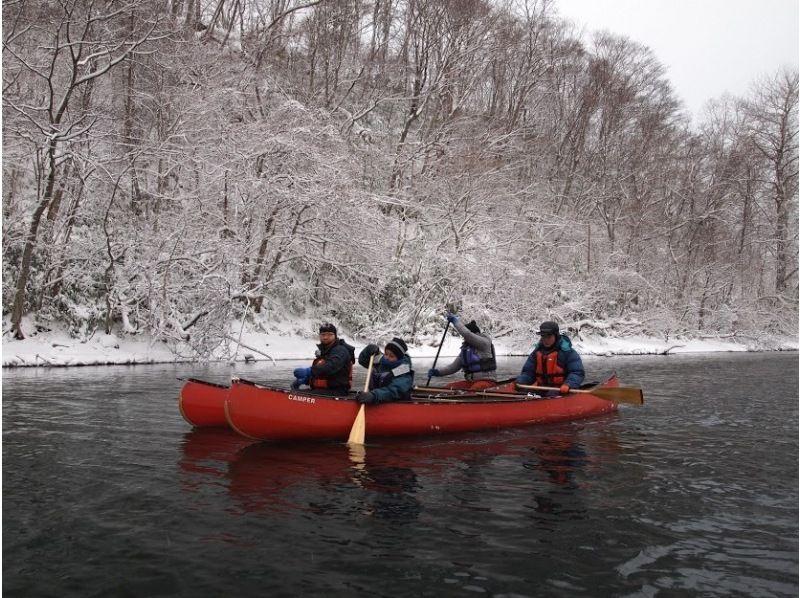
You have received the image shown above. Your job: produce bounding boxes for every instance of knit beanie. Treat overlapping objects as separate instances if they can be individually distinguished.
[465,320,481,334]
[385,337,408,359]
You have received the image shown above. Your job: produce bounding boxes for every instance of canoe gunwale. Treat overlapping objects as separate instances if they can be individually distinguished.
[185,377,230,389]
[230,380,566,405]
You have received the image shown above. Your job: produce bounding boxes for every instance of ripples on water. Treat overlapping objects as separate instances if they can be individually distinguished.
[3,353,798,597]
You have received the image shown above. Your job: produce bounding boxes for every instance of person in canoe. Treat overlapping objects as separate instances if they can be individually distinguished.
[356,337,415,404]
[291,322,356,395]
[516,321,584,396]
[426,312,497,390]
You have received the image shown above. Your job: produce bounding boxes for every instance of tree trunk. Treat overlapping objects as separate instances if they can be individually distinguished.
[10,142,59,339]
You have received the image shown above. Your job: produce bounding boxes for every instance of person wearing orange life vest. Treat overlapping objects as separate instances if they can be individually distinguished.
[516,321,584,396]
[291,323,355,395]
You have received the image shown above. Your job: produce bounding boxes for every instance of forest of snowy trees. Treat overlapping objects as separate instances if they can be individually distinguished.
[3,0,798,358]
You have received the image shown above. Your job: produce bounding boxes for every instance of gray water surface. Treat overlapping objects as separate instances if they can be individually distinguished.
[3,352,798,597]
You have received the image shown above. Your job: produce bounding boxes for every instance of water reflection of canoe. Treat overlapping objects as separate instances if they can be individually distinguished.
[225,378,619,441]
[178,425,621,515]
[178,428,255,480]
[177,428,254,509]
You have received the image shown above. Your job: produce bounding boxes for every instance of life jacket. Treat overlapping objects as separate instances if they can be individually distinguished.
[534,348,566,386]
[310,340,355,390]
[460,342,497,374]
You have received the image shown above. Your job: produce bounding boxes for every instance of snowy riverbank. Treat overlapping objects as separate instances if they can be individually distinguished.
[2,319,797,368]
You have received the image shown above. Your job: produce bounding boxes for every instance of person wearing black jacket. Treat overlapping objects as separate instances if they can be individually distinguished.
[291,323,355,395]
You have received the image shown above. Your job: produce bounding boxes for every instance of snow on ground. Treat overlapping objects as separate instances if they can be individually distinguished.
[2,318,797,368]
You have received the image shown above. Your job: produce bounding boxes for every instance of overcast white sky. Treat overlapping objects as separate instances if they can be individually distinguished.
[554,0,799,118]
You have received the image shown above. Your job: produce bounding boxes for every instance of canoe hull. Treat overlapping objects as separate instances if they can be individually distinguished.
[224,379,618,441]
[178,379,230,427]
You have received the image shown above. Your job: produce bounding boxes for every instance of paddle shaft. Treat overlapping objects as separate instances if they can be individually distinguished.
[347,354,375,445]
[414,390,541,401]
[517,384,593,394]
[363,354,375,393]
[426,320,451,387]
[413,378,516,394]
[516,383,644,405]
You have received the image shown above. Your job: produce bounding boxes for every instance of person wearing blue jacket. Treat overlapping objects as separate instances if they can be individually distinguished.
[356,337,415,404]
[516,321,584,396]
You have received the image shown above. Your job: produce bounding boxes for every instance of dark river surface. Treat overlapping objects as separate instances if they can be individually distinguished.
[3,352,798,597]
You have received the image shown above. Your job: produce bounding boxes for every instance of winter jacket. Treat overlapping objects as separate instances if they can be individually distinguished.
[437,319,497,381]
[357,347,414,403]
[310,339,356,392]
[517,334,584,389]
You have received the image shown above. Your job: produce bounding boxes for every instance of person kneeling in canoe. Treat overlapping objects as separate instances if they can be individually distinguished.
[291,322,356,395]
[516,321,584,396]
[356,337,415,404]
[427,312,497,390]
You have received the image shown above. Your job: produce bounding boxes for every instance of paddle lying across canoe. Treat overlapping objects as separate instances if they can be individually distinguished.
[179,376,643,441]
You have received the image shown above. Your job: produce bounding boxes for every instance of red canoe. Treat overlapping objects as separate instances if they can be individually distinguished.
[179,378,231,428]
[222,377,619,441]
[177,378,543,428]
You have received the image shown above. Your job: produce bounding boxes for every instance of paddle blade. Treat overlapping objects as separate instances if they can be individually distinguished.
[347,404,366,445]
[514,382,644,405]
[348,442,366,466]
[591,386,644,405]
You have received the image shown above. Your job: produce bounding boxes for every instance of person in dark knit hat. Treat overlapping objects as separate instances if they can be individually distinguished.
[427,311,497,390]
[291,322,355,395]
[516,321,584,396]
[356,336,415,404]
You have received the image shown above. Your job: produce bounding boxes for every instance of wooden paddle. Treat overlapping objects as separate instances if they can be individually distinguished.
[516,384,644,405]
[414,389,543,402]
[413,377,517,394]
[413,385,458,393]
[347,353,376,445]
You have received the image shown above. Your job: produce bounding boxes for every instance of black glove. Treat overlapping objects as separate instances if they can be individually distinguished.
[356,391,376,405]
[365,343,380,357]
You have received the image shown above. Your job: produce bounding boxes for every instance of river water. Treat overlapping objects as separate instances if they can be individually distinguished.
[3,352,798,597]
